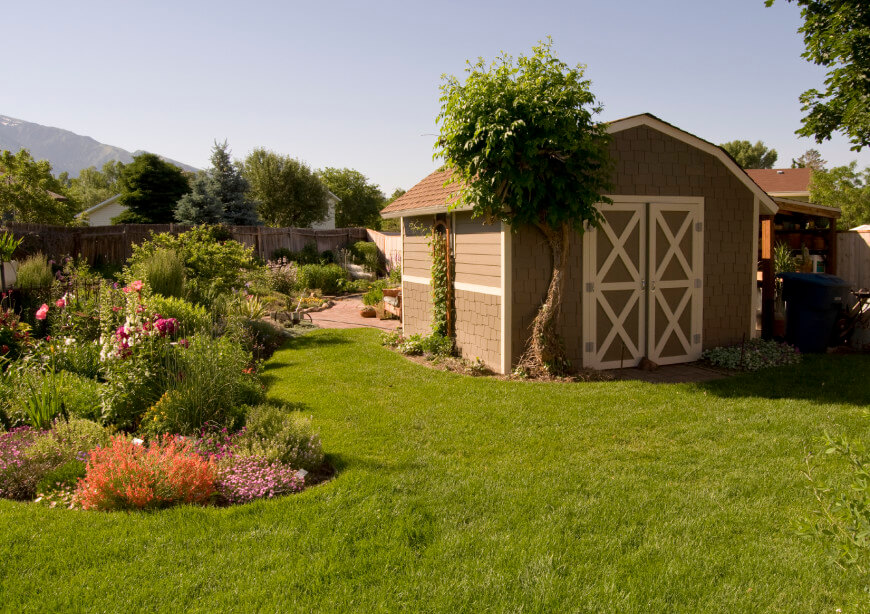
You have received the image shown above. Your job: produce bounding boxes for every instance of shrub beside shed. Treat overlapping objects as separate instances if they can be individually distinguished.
[382,113,779,373]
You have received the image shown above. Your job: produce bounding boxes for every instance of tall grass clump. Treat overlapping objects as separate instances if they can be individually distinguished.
[148,295,212,335]
[130,248,186,298]
[297,263,346,294]
[15,253,53,289]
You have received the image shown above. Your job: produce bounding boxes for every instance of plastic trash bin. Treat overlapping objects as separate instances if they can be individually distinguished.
[778,273,851,353]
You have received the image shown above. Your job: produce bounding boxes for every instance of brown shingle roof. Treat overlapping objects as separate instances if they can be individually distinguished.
[380,168,464,217]
[745,168,811,194]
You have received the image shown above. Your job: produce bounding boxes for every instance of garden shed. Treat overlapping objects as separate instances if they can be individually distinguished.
[381,113,779,373]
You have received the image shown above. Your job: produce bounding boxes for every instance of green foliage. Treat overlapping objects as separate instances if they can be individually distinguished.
[317,167,385,228]
[774,241,799,275]
[803,433,870,579]
[809,162,870,229]
[265,258,298,295]
[241,148,330,227]
[128,247,186,298]
[791,149,827,171]
[766,0,870,150]
[234,403,324,471]
[22,366,65,430]
[125,226,255,304]
[68,161,125,211]
[435,38,612,232]
[147,295,212,335]
[719,140,778,168]
[362,283,384,307]
[117,153,191,223]
[393,333,454,357]
[429,229,452,337]
[0,149,76,224]
[0,231,22,292]
[351,240,381,273]
[28,418,111,465]
[228,290,267,320]
[14,253,53,289]
[175,141,259,226]
[701,339,801,371]
[379,188,405,232]
[35,460,86,497]
[141,334,257,435]
[297,263,346,294]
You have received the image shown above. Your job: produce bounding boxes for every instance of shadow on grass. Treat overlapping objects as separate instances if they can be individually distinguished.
[696,353,870,406]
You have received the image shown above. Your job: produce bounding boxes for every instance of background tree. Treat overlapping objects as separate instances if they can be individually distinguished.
[175,141,259,226]
[115,153,190,224]
[317,167,385,228]
[174,172,225,225]
[766,0,870,150]
[791,148,827,171]
[809,162,870,229]
[436,39,612,374]
[0,149,76,224]
[380,188,405,231]
[719,140,779,168]
[240,149,330,227]
[67,160,126,210]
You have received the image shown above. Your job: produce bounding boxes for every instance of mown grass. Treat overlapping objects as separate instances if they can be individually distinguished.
[1,328,868,612]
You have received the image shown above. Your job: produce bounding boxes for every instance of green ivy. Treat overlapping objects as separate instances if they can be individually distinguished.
[429,228,453,338]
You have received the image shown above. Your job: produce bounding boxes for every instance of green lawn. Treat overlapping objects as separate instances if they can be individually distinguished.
[2,328,868,612]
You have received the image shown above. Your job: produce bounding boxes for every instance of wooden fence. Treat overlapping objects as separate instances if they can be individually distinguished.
[366,229,402,269]
[837,230,870,290]
[2,223,368,265]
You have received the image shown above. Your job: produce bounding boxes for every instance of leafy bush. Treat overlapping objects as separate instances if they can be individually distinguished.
[15,253,54,289]
[215,455,303,505]
[0,308,34,362]
[701,339,801,371]
[362,285,384,306]
[0,426,44,500]
[228,289,267,320]
[34,460,86,509]
[266,258,298,294]
[235,403,324,471]
[128,248,186,298]
[77,436,216,510]
[140,334,257,435]
[297,242,320,265]
[297,263,346,294]
[395,333,455,357]
[231,318,287,362]
[125,226,255,305]
[26,417,111,466]
[352,241,381,273]
[147,294,212,335]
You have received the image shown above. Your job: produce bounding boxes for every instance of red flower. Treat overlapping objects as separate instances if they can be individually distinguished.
[35,304,49,320]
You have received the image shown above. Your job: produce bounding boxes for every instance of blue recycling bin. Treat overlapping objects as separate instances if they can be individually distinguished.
[778,273,851,353]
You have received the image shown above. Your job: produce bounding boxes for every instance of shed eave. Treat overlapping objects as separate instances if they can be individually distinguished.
[381,203,473,219]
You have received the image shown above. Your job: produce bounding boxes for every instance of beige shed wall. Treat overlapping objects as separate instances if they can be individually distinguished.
[608,125,755,349]
[402,281,433,336]
[85,201,127,226]
[454,290,501,370]
[452,212,501,288]
[402,216,434,278]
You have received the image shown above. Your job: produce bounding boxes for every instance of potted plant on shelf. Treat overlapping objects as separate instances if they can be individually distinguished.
[773,241,799,337]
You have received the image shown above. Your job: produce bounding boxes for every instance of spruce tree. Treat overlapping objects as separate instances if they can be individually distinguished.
[174,172,225,224]
[211,141,260,225]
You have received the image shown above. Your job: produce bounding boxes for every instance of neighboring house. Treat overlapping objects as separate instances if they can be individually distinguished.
[383,113,781,374]
[310,190,340,230]
[78,193,125,226]
[745,168,811,202]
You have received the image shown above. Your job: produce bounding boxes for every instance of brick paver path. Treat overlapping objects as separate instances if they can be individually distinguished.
[308,296,401,331]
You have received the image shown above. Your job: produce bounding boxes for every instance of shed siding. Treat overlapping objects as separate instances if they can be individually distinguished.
[402,281,432,336]
[454,290,501,369]
[402,216,433,278]
[453,212,501,288]
[511,227,584,368]
[608,125,755,349]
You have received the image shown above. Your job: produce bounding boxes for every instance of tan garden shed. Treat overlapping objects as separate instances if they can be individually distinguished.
[381,114,779,373]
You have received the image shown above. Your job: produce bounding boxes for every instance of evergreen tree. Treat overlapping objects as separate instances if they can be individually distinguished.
[118,153,190,223]
[174,172,225,225]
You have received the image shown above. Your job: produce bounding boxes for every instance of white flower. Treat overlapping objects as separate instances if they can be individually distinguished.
[131,438,144,446]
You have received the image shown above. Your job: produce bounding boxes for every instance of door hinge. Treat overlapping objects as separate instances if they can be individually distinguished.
[585,341,595,353]
[585,282,594,293]
[695,278,702,288]
[693,334,701,344]
[695,222,703,232]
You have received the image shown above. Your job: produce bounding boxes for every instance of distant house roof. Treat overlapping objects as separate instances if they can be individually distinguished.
[382,113,780,218]
[745,168,812,196]
[78,193,122,218]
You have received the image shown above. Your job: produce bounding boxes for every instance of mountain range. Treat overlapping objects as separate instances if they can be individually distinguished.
[0,115,199,176]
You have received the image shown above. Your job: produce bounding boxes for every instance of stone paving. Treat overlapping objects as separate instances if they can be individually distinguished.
[307,296,401,331]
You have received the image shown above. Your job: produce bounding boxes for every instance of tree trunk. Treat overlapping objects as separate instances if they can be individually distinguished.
[527,220,571,374]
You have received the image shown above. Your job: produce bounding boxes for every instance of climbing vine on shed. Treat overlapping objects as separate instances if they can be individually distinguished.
[429,224,453,339]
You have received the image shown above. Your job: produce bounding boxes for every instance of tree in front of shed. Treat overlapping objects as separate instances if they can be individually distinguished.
[436,38,612,375]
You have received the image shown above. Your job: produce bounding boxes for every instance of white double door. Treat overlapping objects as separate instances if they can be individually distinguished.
[582,198,704,369]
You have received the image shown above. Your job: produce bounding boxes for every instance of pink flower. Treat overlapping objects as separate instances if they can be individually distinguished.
[35,304,49,320]
[130,280,143,293]
[55,298,66,308]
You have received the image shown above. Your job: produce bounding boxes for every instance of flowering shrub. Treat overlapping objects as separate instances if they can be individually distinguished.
[215,455,303,505]
[701,339,801,371]
[0,426,45,500]
[26,417,110,465]
[235,403,324,471]
[266,258,298,294]
[147,295,211,335]
[77,436,216,511]
[0,308,34,363]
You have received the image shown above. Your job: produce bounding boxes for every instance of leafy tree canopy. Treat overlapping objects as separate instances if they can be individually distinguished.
[720,140,779,168]
[809,161,870,229]
[175,141,259,226]
[379,188,406,231]
[435,38,612,374]
[0,149,76,224]
[117,153,190,224]
[766,0,870,150]
[317,167,385,229]
[240,149,330,228]
[68,160,125,211]
[791,148,827,171]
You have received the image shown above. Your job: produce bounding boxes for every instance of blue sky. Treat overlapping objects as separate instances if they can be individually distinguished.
[3,0,868,194]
